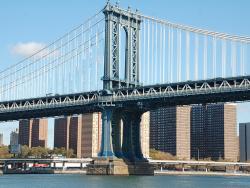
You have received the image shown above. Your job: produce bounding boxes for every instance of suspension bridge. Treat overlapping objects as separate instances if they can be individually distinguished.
[0,2,250,174]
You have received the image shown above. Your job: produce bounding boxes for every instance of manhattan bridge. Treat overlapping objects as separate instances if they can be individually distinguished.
[0,2,250,163]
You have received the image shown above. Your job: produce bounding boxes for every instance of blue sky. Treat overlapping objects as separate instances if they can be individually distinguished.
[0,0,250,147]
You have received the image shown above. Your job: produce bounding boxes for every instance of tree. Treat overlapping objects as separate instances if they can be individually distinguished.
[150,149,177,160]
[52,147,75,158]
[19,145,30,158]
[29,147,49,158]
[0,146,12,158]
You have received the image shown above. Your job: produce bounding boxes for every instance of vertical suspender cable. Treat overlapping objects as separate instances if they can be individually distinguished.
[178,29,182,82]
[212,37,217,78]
[155,23,158,84]
[177,30,179,81]
[168,26,171,82]
[88,20,91,91]
[96,29,98,90]
[171,27,174,83]
[159,24,162,83]
[151,22,154,85]
[231,41,236,76]
[222,40,226,77]
[177,29,179,82]
[240,43,244,75]
[147,20,150,85]
[203,35,207,79]
[186,31,190,80]
[143,20,146,84]
[163,25,166,83]
[243,43,245,75]
[195,34,199,80]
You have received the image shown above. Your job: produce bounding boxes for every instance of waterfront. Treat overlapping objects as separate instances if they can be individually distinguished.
[0,174,250,188]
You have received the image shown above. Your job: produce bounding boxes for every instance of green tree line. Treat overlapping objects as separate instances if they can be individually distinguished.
[0,145,75,158]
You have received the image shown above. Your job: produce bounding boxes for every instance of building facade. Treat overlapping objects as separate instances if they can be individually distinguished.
[10,129,19,145]
[0,133,3,146]
[19,119,48,148]
[239,123,250,162]
[150,104,237,161]
[80,113,102,158]
[140,112,150,158]
[54,117,70,150]
[150,106,191,160]
[69,116,82,157]
[54,113,102,158]
[191,103,238,161]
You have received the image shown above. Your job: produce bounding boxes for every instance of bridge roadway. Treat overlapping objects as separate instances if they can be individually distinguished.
[148,159,250,167]
[0,75,250,121]
[1,158,250,168]
[0,158,92,164]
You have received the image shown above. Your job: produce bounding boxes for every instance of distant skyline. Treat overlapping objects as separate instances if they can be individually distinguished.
[0,0,250,147]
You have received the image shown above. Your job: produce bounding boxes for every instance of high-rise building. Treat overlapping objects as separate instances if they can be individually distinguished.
[19,120,31,147]
[54,117,70,149]
[81,113,102,158]
[140,112,150,158]
[150,106,191,160]
[69,116,82,158]
[190,105,206,159]
[0,133,3,146]
[31,119,48,147]
[54,113,102,158]
[239,123,250,162]
[19,119,48,148]
[10,129,19,145]
[191,103,237,161]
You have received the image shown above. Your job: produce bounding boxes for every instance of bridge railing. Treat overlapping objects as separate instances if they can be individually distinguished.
[1,76,250,114]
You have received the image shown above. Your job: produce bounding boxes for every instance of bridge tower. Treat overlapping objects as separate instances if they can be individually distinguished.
[103,3,141,90]
[87,3,153,175]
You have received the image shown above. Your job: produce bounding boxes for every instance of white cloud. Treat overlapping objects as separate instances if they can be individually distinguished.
[11,42,46,57]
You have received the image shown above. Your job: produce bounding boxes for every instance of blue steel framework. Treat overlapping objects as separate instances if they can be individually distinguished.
[1,75,250,160]
[1,3,250,162]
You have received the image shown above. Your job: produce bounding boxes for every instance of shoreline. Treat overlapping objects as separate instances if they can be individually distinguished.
[155,170,250,177]
[2,169,250,176]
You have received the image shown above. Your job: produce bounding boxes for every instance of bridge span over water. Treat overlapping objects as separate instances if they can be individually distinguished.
[1,2,250,174]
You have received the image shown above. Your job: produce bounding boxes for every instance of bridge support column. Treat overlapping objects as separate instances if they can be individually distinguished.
[112,112,123,158]
[98,108,114,157]
[122,111,143,161]
[87,108,153,175]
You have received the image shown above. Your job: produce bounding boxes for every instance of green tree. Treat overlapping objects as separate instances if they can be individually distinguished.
[19,145,30,158]
[51,147,75,158]
[29,147,49,158]
[0,146,12,158]
[150,149,177,160]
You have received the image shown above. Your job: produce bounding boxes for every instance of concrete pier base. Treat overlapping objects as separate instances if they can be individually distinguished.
[86,158,154,175]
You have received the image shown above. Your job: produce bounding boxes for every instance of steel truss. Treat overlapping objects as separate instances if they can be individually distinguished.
[1,76,250,120]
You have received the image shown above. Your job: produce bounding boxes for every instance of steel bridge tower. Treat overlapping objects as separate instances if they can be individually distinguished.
[103,3,141,90]
[89,3,154,175]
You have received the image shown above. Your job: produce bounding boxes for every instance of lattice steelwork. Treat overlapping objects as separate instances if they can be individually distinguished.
[0,11,105,102]
[102,4,141,90]
[111,21,119,79]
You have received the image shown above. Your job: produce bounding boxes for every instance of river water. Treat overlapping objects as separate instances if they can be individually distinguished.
[0,174,250,188]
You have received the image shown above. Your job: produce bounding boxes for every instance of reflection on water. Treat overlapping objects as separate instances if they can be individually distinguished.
[0,174,250,188]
